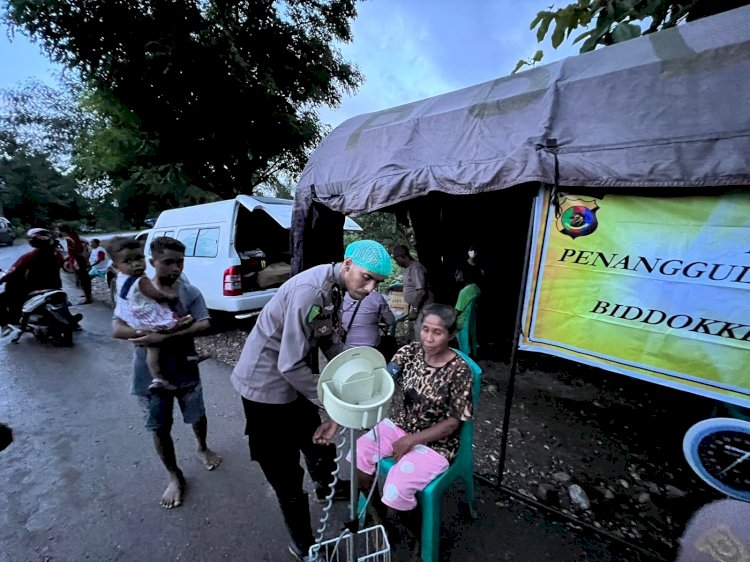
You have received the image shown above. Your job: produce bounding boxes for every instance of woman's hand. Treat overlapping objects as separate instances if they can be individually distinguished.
[313,420,339,445]
[392,434,417,461]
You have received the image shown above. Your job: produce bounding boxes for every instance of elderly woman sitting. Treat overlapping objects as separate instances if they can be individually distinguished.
[352,303,473,531]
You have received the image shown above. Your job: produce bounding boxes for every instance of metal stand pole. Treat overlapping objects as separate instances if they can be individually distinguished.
[497,190,538,486]
[348,428,359,562]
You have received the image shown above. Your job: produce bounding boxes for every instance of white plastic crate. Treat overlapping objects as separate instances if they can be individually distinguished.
[308,524,390,562]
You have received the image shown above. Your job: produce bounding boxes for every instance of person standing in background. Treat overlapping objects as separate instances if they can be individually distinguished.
[392,244,433,339]
[88,238,109,279]
[59,224,92,304]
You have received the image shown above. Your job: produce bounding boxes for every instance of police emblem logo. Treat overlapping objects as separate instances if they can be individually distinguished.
[555,194,600,239]
[307,305,322,323]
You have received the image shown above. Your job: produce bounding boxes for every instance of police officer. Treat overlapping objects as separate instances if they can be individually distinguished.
[231,240,392,560]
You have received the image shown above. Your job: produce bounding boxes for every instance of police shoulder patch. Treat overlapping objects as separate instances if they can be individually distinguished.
[307,305,322,323]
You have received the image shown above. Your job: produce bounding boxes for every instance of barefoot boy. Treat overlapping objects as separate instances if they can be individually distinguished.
[112,236,221,508]
[107,235,196,391]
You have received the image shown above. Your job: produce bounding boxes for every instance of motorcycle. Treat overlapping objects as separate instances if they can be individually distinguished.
[6,288,82,346]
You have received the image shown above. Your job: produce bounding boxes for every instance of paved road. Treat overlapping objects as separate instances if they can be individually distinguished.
[0,231,140,273]
[0,239,339,560]
[0,302,315,561]
[0,243,650,561]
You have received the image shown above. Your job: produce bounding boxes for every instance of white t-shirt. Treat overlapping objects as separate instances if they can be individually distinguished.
[89,247,109,271]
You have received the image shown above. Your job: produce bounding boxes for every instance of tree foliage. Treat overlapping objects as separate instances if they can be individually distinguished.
[0,131,85,228]
[0,76,90,168]
[514,0,750,73]
[5,0,362,205]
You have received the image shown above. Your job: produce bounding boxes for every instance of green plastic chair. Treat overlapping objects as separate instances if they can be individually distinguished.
[456,298,478,358]
[361,349,482,562]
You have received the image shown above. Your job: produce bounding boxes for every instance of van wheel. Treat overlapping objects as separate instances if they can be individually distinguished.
[207,311,235,334]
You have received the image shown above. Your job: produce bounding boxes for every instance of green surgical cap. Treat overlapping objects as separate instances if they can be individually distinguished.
[344,240,392,276]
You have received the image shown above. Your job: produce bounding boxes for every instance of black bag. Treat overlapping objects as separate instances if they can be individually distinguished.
[376,334,398,361]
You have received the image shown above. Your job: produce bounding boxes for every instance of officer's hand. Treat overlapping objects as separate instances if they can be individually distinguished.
[313,420,339,445]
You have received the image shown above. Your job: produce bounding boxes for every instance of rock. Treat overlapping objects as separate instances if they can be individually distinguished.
[594,486,615,500]
[645,481,660,495]
[534,484,560,507]
[517,488,534,500]
[664,484,688,499]
[553,471,571,483]
[619,479,630,489]
[568,484,591,511]
[637,492,651,504]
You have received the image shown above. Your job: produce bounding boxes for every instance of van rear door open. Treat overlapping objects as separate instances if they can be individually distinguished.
[148,195,361,318]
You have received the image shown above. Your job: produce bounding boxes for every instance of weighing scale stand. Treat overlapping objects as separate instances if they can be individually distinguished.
[347,428,360,562]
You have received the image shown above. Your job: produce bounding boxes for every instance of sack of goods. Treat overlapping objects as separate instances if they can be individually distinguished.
[256,262,292,289]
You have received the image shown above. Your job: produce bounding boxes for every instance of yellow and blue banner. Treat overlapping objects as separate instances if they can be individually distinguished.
[521,186,750,407]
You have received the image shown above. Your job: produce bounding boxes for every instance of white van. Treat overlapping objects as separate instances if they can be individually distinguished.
[145,195,360,319]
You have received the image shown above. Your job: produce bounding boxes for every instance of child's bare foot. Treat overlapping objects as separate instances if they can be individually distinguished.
[197,448,222,471]
[149,379,176,391]
[161,473,186,509]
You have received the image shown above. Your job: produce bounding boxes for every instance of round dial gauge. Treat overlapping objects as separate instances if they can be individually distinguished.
[683,418,750,501]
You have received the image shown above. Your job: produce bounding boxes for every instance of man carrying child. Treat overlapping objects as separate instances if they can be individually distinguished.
[111,236,221,509]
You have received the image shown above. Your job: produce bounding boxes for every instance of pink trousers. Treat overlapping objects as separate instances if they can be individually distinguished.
[351,418,449,511]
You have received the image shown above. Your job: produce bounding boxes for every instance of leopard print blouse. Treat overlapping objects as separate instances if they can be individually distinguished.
[390,342,473,461]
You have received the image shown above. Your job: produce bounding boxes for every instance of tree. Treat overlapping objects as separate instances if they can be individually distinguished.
[514,0,750,73]
[5,0,362,201]
[0,131,85,228]
[71,88,216,226]
[0,76,91,169]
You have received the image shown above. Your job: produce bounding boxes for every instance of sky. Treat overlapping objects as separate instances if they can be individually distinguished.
[0,0,580,129]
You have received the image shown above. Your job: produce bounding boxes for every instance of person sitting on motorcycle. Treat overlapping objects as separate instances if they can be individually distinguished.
[0,228,63,337]
[106,236,195,391]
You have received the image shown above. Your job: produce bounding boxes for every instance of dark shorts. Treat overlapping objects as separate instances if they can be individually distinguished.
[138,382,205,431]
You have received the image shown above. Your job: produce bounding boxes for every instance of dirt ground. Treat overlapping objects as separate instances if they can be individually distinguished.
[187,327,730,558]
[91,278,732,559]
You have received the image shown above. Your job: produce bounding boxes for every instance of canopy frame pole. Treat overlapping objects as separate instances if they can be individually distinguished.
[495,183,540,486]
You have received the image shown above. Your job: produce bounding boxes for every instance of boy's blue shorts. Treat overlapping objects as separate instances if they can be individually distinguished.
[138,382,206,431]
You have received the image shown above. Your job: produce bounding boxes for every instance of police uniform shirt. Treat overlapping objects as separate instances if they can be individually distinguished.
[402,260,433,309]
[231,263,344,405]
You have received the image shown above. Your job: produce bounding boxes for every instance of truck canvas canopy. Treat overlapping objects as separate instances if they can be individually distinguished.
[292,5,750,229]
[290,6,750,405]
